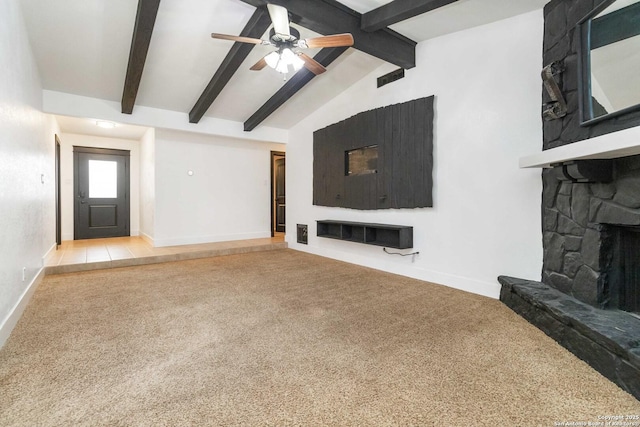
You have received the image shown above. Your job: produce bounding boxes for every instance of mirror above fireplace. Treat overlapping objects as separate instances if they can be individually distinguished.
[578,0,640,125]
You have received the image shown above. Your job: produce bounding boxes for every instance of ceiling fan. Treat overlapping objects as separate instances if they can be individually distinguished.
[212,4,354,77]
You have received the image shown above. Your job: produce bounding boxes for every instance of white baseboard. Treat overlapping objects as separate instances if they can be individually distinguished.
[0,267,46,349]
[287,240,501,299]
[139,232,154,246]
[153,231,272,248]
[41,242,57,267]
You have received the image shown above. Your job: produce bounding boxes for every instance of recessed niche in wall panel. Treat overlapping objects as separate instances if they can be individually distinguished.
[313,96,434,210]
[346,145,378,176]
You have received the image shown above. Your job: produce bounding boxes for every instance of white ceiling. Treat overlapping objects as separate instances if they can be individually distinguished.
[19,0,548,139]
[55,116,151,140]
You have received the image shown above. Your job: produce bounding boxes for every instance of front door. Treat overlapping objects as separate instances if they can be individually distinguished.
[74,146,130,239]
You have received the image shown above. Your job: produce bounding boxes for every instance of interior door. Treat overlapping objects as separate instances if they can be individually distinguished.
[272,152,286,235]
[55,135,61,247]
[74,147,130,240]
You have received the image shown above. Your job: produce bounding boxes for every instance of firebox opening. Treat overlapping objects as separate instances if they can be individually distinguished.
[606,225,640,314]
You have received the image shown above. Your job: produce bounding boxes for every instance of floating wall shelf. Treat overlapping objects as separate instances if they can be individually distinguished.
[316,220,413,249]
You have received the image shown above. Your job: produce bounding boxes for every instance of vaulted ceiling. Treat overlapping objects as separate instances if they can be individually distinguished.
[19,0,548,136]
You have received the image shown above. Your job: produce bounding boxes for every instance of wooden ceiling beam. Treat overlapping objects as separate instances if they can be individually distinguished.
[189,7,272,123]
[121,0,162,114]
[244,47,348,132]
[361,0,458,32]
[239,0,416,69]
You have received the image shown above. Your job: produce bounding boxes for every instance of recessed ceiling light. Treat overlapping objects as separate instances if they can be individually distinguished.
[96,120,116,129]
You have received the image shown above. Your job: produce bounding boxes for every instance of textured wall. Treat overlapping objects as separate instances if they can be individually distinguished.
[541,0,640,306]
[0,0,56,345]
[153,129,285,247]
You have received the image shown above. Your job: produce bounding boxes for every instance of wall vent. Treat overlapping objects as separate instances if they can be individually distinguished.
[377,68,405,88]
[297,224,308,244]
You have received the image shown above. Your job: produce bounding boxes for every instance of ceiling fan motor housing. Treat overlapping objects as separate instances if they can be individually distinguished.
[270,27,300,45]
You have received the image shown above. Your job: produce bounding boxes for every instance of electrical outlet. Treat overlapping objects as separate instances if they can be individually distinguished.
[22,267,26,281]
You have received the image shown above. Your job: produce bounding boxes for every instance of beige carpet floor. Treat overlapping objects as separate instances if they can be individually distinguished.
[1,249,638,426]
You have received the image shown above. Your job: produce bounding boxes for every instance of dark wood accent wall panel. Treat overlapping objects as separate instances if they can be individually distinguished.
[313,96,434,210]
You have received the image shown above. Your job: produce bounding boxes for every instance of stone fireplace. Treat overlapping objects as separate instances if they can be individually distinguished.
[500,0,640,401]
[501,154,640,400]
[542,155,640,313]
[608,225,640,313]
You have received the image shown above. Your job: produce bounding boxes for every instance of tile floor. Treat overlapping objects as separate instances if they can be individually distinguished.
[45,235,287,274]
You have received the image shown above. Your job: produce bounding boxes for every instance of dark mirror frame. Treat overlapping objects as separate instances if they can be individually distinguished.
[577,0,640,126]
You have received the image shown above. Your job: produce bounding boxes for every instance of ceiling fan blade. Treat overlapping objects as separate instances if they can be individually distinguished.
[302,33,354,49]
[250,56,268,71]
[297,52,326,75]
[211,33,264,45]
[267,4,290,37]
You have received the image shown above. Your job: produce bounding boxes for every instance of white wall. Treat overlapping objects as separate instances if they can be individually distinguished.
[58,133,141,240]
[287,10,545,298]
[0,0,57,346]
[153,129,286,247]
[139,128,155,243]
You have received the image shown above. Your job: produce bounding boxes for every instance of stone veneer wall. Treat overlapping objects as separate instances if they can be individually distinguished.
[542,0,640,305]
[543,0,640,150]
[542,155,640,307]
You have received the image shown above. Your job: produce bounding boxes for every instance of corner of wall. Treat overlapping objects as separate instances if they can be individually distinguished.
[0,267,46,349]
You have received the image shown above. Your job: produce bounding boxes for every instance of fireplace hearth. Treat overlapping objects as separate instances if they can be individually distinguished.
[499,276,640,399]
[500,155,640,400]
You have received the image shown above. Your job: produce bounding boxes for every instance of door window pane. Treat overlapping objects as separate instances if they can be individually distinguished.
[89,160,117,198]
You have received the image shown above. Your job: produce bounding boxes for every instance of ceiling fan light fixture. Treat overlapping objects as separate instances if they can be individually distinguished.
[280,48,295,62]
[291,54,304,71]
[263,48,303,74]
[264,51,280,69]
[281,48,303,71]
[275,60,289,74]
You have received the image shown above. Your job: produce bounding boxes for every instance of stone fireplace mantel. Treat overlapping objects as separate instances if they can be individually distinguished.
[520,126,640,168]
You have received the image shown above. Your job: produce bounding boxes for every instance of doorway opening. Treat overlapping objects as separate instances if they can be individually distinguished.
[73,146,130,239]
[55,135,61,248]
[271,151,285,237]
